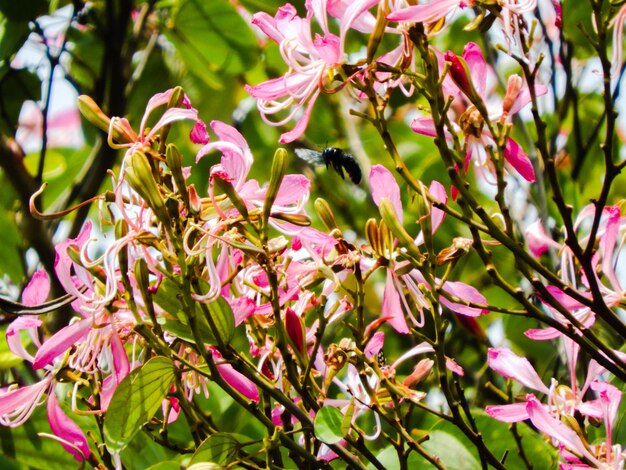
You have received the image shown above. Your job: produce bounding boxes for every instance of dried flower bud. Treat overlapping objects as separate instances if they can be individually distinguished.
[436,237,473,265]
[187,184,202,215]
[502,74,523,119]
[403,359,434,387]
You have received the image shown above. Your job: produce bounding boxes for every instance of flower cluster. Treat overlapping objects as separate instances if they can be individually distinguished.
[2,0,624,467]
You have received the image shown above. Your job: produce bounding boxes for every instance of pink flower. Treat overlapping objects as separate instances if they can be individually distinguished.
[387,0,475,32]
[108,88,208,159]
[411,42,543,183]
[0,271,92,461]
[245,1,377,143]
[525,205,626,339]
[486,347,624,468]
[370,165,488,333]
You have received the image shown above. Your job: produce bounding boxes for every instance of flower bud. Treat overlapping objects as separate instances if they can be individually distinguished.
[444,51,481,106]
[115,219,129,275]
[365,218,393,259]
[212,175,250,221]
[367,0,389,62]
[166,144,189,209]
[78,95,137,144]
[269,212,311,226]
[125,151,170,225]
[379,198,423,264]
[77,95,111,133]
[285,308,306,356]
[263,148,288,224]
[314,198,339,231]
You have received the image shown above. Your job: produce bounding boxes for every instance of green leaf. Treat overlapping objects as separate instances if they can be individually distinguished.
[163,0,258,89]
[340,398,355,437]
[0,67,41,136]
[23,151,67,180]
[0,17,30,59]
[0,0,46,21]
[145,462,181,470]
[314,406,345,444]
[206,296,235,344]
[422,430,480,470]
[428,412,557,470]
[0,406,79,469]
[119,427,179,469]
[0,351,23,369]
[104,356,176,454]
[153,278,185,316]
[0,206,23,281]
[189,433,242,466]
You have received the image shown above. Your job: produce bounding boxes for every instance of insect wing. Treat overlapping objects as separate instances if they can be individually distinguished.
[295,148,325,165]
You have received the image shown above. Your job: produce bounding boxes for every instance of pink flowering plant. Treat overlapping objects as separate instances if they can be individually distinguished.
[0,0,625,468]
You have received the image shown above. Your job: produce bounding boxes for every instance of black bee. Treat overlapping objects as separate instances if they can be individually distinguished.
[295,147,362,184]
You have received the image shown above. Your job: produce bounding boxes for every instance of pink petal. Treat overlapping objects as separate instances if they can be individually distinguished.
[576,399,603,420]
[331,0,378,34]
[410,116,438,138]
[145,108,199,141]
[54,222,93,298]
[47,392,91,461]
[279,89,321,144]
[370,165,403,224]
[387,0,459,23]
[33,317,92,370]
[273,174,311,206]
[190,120,209,144]
[504,138,536,182]
[488,347,550,394]
[440,281,487,317]
[599,206,622,291]
[524,327,561,340]
[590,381,621,433]
[245,73,312,100]
[462,42,487,96]
[313,33,341,64]
[364,332,384,358]
[0,378,51,420]
[485,403,529,422]
[415,180,447,245]
[6,316,42,361]
[445,356,464,376]
[428,180,447,232]
[524,220,553,257]
[509,84,548,116]
[217,363,260,403]
[22,270,50,306]
[544,285,590,310]
[382,272,409,334]
[526,395,596,462]
[110,329,130,384]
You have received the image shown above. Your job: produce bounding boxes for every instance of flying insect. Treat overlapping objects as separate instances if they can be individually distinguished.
[295,147,362,184]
